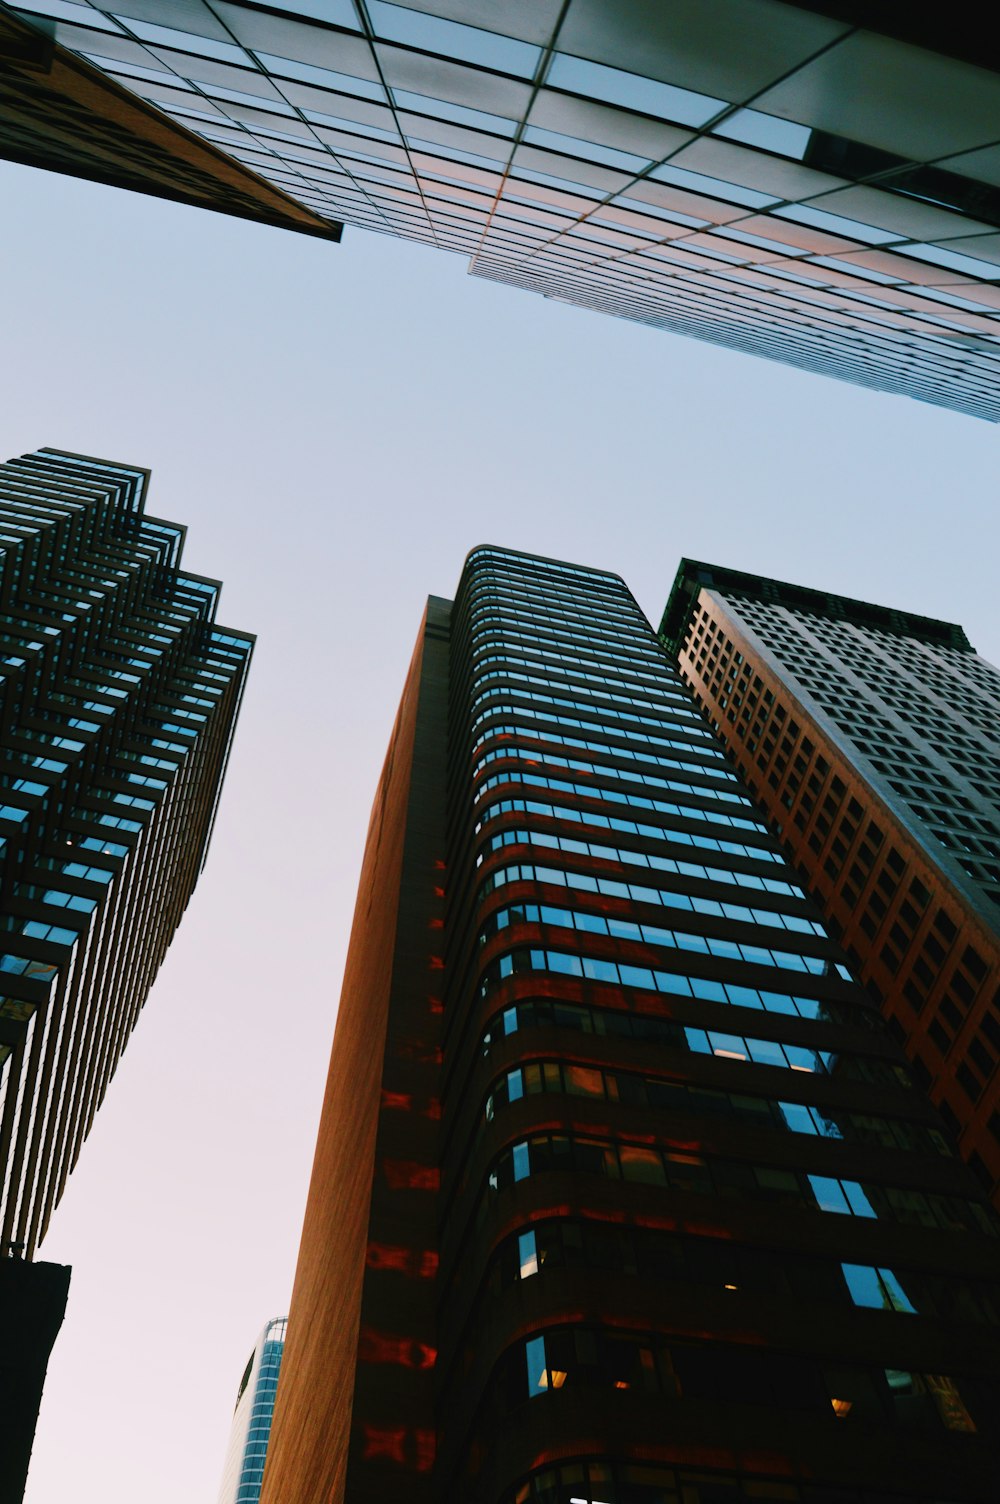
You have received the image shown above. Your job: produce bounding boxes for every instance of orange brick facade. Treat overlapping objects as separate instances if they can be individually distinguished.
[260,601,448,1504]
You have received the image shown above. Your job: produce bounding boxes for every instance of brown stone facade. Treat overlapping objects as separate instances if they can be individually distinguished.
[260,600,449,1504]
[673,589,1000,1206]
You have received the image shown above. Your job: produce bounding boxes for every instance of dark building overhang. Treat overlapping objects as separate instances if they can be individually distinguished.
[784,2,1000,75]
[0,1258,71,1502]
[659,558,973,658]
[0,4,343,241]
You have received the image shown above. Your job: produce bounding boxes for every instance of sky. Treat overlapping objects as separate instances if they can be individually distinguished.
[2,155,999,1504]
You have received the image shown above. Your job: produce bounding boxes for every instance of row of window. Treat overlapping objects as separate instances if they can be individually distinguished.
[484,1216,999,1326]
[482,941,847,1004]
[484,1004,911,1097]
[477,807,801,895]
[464,558,632,608]
[480,1131,992,1237]
[484,897,828,964]
[471,703,739,781]
[466,551,619,592]
[470,606,659,664]
[502,1456,947,1504]
[471,646,698,708]
[470,621,671,679]
[474,774,781,860]
[471,682,720,750]
[481,991,879,1065]
[466,579,648,641]
[471,730,751,807]
[506,1327,983,1430]
[467,592,649,649]
[0,915,81,947]
[479,1055,940,1156]
[468,634,681,691]
[472,745,760,825]
[12,884,97,914]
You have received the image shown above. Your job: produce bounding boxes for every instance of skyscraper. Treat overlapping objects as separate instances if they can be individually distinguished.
[216,1317,288,1504]
[7,0,1000,418]
[0,4,343,241]
[0,446,253,1258]
[261,546,1000,1504]
[662,561,1000,1203]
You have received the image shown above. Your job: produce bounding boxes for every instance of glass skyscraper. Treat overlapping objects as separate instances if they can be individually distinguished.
[0,446,253,1259]
[662,559,1000,1204]
[259,547,1000,1504]
[217,1317,288,1504]
[6,1,1000,418]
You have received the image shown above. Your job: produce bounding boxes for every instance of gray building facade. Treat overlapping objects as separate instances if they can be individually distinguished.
[0,447,253,1258]
[663,560,1000,1201]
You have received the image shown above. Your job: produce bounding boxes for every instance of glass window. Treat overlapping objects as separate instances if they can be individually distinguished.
[522,125,649,173]
[713,108,811,159]
[525,1335,548,1396]
[518,1230,538,1279]
[255,51,387,100]
[620,1146,666,1186]
[809,1175,850,1214]
[547,53,724,128]
[841,1262,886,1309]
[368,1,541,77]
[565,1065,604,1098]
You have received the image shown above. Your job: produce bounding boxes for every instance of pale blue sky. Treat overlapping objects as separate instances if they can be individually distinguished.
[2,156,998,1504]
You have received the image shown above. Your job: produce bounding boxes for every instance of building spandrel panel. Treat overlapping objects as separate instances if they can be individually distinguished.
[7,0,1000,416]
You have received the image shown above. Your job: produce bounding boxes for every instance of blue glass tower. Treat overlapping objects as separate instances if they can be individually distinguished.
[217,1317,287,1504]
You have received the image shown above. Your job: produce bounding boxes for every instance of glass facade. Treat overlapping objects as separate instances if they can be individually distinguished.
[10,1,1000,417]
[262,545,1000,1504]
[0,447,252,1257]
[663,561,1000,1203]
[216,1317,287,1504]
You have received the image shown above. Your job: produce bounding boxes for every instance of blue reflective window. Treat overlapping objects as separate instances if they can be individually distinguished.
[904,242,1000,280]
[648,162,777,209]
[547,53,724,127]
[522,125,649,174]
[773,204,896,246]
[255,51,386,100]
[525,1334,548,1395]
[393,87,517,134]
[368,1,541,77]
[712,108,811,160]
[114,16,248,60]
[809,1175,850,1214]
[842,1262,885,1307]
[518,1230,538,1279]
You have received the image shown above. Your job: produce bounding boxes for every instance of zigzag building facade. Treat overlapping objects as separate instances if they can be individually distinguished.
[0,446,253,1258]
[261,546,1000,1504]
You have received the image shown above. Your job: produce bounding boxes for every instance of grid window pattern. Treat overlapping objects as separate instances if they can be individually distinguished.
[0,447,252,1256]
[666,560,1000,1205]
[426,545,1000,1504]
[216,1318,287,1504]
[10,2,1000,418]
